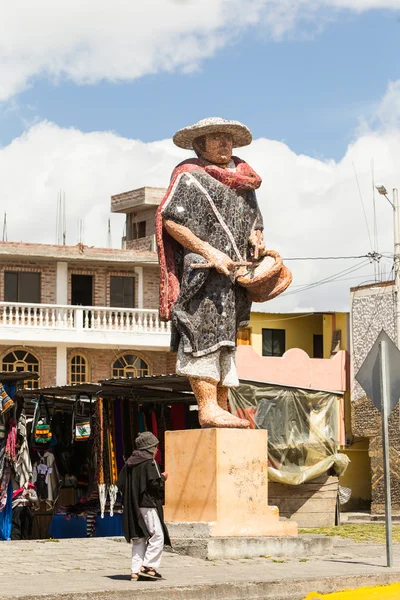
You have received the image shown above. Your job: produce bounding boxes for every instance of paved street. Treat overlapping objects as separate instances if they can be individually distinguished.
[1,536,400,600]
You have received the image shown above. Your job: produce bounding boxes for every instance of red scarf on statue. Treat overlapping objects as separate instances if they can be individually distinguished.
[156,157,262,321]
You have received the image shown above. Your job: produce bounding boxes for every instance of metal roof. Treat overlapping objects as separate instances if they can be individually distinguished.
[20,375,196,405]
[0,371,39,383]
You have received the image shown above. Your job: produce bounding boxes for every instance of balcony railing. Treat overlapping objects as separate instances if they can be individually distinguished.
[0,302,170,335]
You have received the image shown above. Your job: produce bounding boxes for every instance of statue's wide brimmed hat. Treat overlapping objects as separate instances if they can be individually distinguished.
[173,117,252,150]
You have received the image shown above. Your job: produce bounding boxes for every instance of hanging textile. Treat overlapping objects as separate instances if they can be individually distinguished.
[107,403,118,486]
[0,383,14,416]
[94,396,107,518]
[107,401,119,517]
[0,482,12,540]
[138,412,146,433]
[32,451,61,510]
[0,440,5,481]
[15,411,33,488]
[0,464,11,512]
[95,396,104,486]
[171,405,186,430]
[114,399,124,472]
[122,399,132,461]
[6,418,17,467]
[102,400,111,487]
[151,411,162,465]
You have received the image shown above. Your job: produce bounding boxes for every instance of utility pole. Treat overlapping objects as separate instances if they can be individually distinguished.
[393,189,400,348]
[376,186,400,347]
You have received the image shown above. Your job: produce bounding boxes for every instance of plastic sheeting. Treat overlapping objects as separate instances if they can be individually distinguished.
[229,383,350,485]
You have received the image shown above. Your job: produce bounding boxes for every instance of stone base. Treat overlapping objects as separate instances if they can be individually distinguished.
[167,522,332,560]
[269,476,339,528]
[164,428,297,537]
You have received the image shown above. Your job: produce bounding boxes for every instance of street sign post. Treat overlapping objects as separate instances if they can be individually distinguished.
[355,329,400,568]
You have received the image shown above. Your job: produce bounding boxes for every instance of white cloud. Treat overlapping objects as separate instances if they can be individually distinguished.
[1,79,399,312]
[1,0,400,101]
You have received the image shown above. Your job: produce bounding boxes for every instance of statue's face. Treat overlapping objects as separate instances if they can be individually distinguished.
[197,132,233,166]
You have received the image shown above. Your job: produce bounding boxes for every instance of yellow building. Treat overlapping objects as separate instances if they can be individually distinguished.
[240,311,349,360]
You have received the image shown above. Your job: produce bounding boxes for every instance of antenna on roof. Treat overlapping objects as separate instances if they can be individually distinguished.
[56,190,67,245]
[122,221,126,249]
[2,212,7,242]
[56,191,60,244]
[63,191,66,246]
[107,218,112,248]
[77,219,84,245]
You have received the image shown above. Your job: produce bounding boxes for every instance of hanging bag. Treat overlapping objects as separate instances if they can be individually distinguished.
[31,396,53,451]
[72,394,92,443]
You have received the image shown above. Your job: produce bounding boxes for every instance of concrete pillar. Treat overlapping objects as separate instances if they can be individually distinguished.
[56,345,67,386]
[56,262,68,305]
[134,266,144,308]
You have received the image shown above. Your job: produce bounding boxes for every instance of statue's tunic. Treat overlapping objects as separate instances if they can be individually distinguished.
[161,168,263,358]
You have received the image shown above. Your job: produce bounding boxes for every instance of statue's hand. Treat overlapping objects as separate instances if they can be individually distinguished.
[249,230,267,260]
[203,245,236,277]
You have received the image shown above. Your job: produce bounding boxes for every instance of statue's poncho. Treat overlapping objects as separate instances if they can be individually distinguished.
[157,157,263,357]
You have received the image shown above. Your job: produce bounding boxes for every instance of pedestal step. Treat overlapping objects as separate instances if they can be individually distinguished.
[167,526,333,560]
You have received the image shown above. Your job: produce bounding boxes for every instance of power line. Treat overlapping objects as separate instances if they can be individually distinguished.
[352,161,373,252]
[282,259,372,297]
[284,252,381,261]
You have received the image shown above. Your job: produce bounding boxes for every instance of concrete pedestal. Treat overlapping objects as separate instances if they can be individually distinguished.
[164,428,297,538]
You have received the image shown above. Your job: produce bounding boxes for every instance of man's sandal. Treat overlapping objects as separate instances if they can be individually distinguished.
[138,566,163,580]
[131,573,140,581]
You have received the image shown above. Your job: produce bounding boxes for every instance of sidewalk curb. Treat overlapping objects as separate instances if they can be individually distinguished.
[3,572,400,600]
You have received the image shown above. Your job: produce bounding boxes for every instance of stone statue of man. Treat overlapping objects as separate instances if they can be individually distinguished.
[156,117,267,428]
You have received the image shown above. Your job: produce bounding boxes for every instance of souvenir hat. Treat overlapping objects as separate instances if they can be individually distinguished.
[173,117,252,150]
[135,431,159,451]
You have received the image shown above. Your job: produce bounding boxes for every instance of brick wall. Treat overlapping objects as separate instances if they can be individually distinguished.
[0,344,173,388]
[351,282,398,513]
[143,267,160,309]
[352,397,400,513]
[0,262,57,304]
[68,263,139,307]
[126,236,155,252]
[67,263,159,309]
[351,283,396,402]
[67,347,171,382]
[127,208,157,239]
[0,344,56,387]
[0,259,160,311]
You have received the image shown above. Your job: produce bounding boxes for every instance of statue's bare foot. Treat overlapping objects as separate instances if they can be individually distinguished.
[199,405,250,429]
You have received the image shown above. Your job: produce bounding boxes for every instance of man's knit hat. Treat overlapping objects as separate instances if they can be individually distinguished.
[135,431,159,451]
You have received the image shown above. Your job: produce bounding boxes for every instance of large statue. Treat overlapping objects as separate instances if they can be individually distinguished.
[156,117,291,428]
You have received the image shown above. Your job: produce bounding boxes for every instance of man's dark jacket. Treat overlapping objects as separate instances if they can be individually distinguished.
[117,450,171,546]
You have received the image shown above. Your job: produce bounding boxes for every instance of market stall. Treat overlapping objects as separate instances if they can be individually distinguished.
[18,376,198,539]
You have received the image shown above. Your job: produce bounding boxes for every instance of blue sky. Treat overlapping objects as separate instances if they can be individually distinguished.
[1,8,399,161]
[1,2,400,310]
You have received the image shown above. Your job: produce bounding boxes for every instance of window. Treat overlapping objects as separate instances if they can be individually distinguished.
[262,329,286,357]
[110,276,135,308]
[2,349,39,388]
[4,272,41,303]
[237,327,251,345]
[313,334,324,358]
[112,354,149,378]
[69,354,89,385]
[132,221,146,240]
